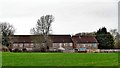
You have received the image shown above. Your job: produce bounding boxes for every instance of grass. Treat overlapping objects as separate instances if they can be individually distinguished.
[1,52,119,66]
[0,52,2,67]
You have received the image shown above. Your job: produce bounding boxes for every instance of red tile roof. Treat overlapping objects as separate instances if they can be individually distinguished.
[11,35,33,43]
[71,36,81,43]
[11,35,73,43]
[79,36,98,43]
[11,35,98,43]
[72,36,97,43]
[50,35,73,43]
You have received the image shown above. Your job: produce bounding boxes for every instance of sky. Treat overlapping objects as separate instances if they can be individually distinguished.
[0,0,119,35]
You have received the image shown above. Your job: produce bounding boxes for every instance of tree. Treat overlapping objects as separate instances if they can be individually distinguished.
[30,15,54,35]
[114,32,120,48]
[0,22,15,47]
[110,29,117,39]
[96,27,114,49]
[110,29,120,48]
[0,34,2,44]
[30,15,54,51]
[75,32,96,36]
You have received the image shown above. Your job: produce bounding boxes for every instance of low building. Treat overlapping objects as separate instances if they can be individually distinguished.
[9,35,34,52]
[49,35,73,52]
[9,35,73,52]
[9,35,98,52]
[72,36,98,52]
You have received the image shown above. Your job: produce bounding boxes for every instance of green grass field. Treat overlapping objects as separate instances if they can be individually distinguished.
[1,52,119,66]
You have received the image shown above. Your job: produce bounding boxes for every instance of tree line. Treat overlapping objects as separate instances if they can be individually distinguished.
[0,15,120,51]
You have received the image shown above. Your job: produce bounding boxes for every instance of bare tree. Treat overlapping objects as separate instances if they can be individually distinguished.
[110,29,117,39]
[110,29,120,48]
[0,22,15,47]
[30,15,54,35]
[0,34,2,44]
[30,15,54,51]
[114,33,120,48]
[30,35,45,51]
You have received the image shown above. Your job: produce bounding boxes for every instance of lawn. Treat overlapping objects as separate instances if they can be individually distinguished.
[1,52,119,66]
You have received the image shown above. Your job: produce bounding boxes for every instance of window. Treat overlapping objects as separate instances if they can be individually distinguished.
[13,43,18,46]
[24,43,29,47]
[53,43,58,48]
[53,43,56,47]
[77,44,80,48]
[19,43,23,47]
[69,43,73,46]
[30,43,34,47]
[93,44,96,48]
[88,44,91,47]
[79,48,86,51]
[30,43,34,46]
[64,43,69,46]
[83,44,86,47]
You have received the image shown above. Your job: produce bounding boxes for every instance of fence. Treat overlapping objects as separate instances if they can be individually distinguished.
[99,49,120,53]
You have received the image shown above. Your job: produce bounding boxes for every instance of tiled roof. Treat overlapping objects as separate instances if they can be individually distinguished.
[11,35,98,43]
[11,35,73,43]
[72,36,97,43]
[79,36,98,43]
[50,35,73,43]
[10,35,33,43]
[71,36,81,43]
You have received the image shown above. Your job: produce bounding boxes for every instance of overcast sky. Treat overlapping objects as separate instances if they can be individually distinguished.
[0,0,119,35]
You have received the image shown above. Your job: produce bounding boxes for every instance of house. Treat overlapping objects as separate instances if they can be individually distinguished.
[9,35,73,52]
[72,36,98,53]
[9,35,34,52]
[9,35,98,52]
[49,35,73,52]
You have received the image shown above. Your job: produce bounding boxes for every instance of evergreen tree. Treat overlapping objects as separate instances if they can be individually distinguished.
[96,27,114,49]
